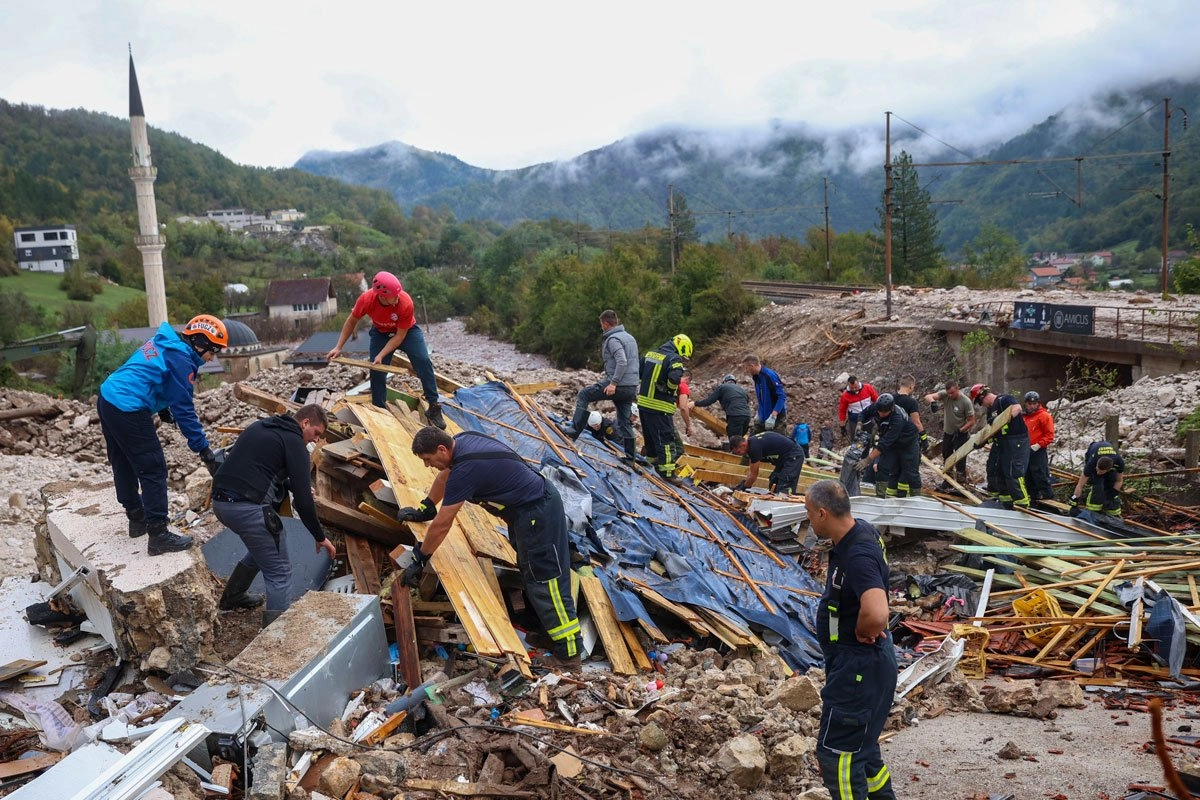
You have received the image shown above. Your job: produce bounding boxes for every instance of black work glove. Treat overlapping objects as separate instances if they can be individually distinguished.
[733,480,747,491]
[840,423,848,436]
[400,547,431,586]
[200,447,222,477]
[158,408,175,425]
[919,432,931,453]
[1068,494,1082,507]
[929,400,940,414]
[397,496,438,523]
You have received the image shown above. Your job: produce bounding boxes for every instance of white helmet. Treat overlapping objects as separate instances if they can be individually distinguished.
[588,410,603,429]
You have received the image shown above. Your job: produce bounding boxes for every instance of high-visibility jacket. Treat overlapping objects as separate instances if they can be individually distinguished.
[636,341,684,414]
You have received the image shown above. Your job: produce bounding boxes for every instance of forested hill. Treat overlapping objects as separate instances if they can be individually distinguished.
[0,100,399,227]
[297,77,1200,252]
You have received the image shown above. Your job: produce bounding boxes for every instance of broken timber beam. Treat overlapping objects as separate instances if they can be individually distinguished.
[942,405,1015,474]
[332,356,465,394]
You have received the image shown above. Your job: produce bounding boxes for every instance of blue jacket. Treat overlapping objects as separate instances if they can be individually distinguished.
[100,322,209,452]
[751,365,787,421]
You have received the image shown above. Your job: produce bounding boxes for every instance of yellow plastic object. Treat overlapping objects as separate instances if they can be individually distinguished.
[1012,588,1064,645]
[675,462,696,479]
[951,624,990,679]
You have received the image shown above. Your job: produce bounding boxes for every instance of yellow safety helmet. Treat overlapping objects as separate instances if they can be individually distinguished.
[672,333,693,359]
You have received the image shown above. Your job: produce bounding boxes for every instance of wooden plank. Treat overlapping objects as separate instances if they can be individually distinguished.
[578,571,639,675]
[1032,559,1126,662]
[364,711,408,745]
[332,356,466,394]
[391,587,422,692]
[506,710,610,735]
[368,478,399,507]
[0,658,47,682]
[920,454,981,503]
[477,557,506,609]
[620,574,714,637]
[344,534,383,595]
[233,382,298,415]
[511,381,560,395]
[314,496,409,548]
[690,406,727,437]
[942,404,1015,473]
[619,621,653,671]
[0,752,62,779]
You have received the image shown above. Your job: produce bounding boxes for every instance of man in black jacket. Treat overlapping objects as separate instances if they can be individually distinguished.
[212,404,336,627]
[854,393,921,498]
[694,373,752,443]
[729,431,806,495]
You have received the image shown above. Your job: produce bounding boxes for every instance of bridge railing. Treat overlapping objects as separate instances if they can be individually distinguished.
[966,301,1200,347]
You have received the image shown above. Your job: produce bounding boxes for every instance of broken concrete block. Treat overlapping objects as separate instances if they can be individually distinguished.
[1037,678,1084,711]
[248,742,287,800]
[352,749,405,782]
[716,733,766,789]
[638,721,670,752]
[981,680,1039,716]
[763,676,821,712]
[36,480,218,674]
[289,725,354,756]
[767,733,816,777]
[798,788,832,800]
[318,756,361,798]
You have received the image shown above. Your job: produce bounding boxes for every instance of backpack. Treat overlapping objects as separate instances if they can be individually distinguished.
[791,422,811,446]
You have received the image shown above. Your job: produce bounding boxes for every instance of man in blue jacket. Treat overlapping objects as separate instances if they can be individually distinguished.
[742,354,787,434]
[98,315,226,555]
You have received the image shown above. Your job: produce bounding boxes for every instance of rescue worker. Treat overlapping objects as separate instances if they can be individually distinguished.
[637,335,692,482]
[923,380,975,489]
[729,431,806,495]
[98,314,227,555]
[1022,391,1056,500]
[894,374,929,454]
[212,404,337,628]
[582,410,618,445]
[1071,440,1125,518]
[853,393,921,498]
[694,373,752,442]
[806,479,897,800]
[838,376,878,441]
[399,427,581,668]
[326,271,446,428]
[971,384,1031,509]
[563,310,639,458]
[742,354,787,433]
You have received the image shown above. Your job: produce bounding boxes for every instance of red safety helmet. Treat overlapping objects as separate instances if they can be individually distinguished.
[968,383,988,403]
[371,271,402,296]
[183,315,228,351]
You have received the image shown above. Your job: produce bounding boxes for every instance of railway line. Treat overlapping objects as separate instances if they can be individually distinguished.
[740,279,882,301]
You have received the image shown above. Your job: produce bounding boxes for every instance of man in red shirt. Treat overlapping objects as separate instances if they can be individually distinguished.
[327,271,446,428]
[838,376,878,441]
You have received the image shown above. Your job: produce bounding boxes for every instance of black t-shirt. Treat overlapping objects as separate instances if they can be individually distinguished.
[443,432,544,507]
[989,394,1028,438]
[816,519,889,647]
[746,431,803,465]
[894,393,919,416]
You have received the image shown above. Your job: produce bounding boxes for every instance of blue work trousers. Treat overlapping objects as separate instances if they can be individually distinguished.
[213,500,293,612]
[98,395,169,523]
[368,325,439,410]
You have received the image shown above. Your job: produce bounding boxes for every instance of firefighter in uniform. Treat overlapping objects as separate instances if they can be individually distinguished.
[971,384,1031,509]
[853,394,921,498]
[399,427,581,668]
[1071,440,1125,518]
[636,334,692,481]
[806,479,897,800]
[729,431,806,494]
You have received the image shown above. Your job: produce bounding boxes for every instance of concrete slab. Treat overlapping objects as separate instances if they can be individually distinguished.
[0,577,103,696]
[36,480,218,673]
[202,518,333,602]
[164,591,388,769]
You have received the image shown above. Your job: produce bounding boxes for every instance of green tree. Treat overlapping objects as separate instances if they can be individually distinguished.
[0,214,16,276]
[880,152,944,284]
[668,191,698,265]
[0,290,47,343]
[1174,224,1200,295]
[962,223,1026,288]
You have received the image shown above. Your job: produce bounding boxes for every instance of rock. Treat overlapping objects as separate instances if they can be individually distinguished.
[318,756,361,798]
[1036,680,1085,713]
[834,372,850,386]
[352,749,405,781]
[1157,386,1176,406]
[716,733,766,789]
[981,680,1040,716]
[997,741,1024,759]
[798,788,832,800]
[248,742,288,800]
[768,733,817,777]
[144,646,173,671]
[290,725,354,756]
[763,676,821,712]
[359,773,394,795]
[638,721,670,752]
[73,413,91,430]
[8,492,26,509]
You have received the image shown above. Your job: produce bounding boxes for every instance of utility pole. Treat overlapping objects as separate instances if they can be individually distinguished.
[668,183,676,274]
[823,177,832,281]
[1161,97,1171,298]
[884,112,894,318]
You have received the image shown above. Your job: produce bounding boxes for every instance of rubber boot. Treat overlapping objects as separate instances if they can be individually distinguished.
[425,402,447,430]
[262,609,284,628]
[146,518,194,556]
[624,438,637,459]
[127,508,148,538]
[219,562,263,611]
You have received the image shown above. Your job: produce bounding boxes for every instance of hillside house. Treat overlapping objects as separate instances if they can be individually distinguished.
[1029,266,1064,288]
[265,277,337,326]
[270,209,306,223]
[14,225,79,273]
[204,209,267,230]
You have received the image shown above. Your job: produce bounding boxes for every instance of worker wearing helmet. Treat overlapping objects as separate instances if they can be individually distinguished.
[326,271,446,429]
[853,393,921,498]
[742,354,787,434]
[972,385,1031,510]
[637,335,692,482]
[582,410,618,444]
[1022,391,1056,500]
[98,314,228,555]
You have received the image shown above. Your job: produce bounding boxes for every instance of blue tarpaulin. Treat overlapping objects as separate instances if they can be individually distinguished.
[445,382,824,670]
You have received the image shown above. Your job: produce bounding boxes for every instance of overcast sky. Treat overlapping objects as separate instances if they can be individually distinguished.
[4,1,1200,171]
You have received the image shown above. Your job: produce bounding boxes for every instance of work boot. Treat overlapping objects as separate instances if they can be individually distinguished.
[262,609,284,628]
[146,518,194,556]
[425,402,447,430]
[127,508,148,538]
[534,652,582,672]
[219,562,263,611]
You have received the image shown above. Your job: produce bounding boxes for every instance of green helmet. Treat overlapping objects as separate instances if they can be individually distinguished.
[672,334,693,359]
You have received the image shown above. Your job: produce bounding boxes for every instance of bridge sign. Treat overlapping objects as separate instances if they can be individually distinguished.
[1012,302,1095,336]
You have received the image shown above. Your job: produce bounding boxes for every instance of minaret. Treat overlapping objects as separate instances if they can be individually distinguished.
[128,50,168,327]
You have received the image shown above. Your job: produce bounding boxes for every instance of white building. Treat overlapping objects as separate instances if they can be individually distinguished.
[265,277,338,326]
[14,225,80,273]
[204,208,267,230]
[269,208,306,223]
